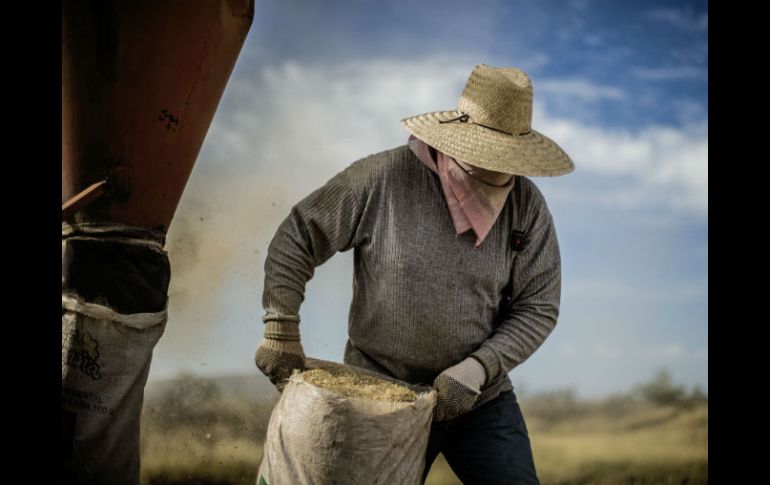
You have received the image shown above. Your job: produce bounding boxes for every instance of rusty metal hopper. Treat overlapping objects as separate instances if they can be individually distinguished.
[63,0,254,232]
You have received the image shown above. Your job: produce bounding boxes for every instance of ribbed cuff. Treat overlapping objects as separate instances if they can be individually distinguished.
[262,311,300,325]
[259,337,304,356]
[264,321,301,341]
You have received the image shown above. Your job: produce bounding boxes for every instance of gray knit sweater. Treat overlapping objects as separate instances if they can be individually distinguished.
[262,144,562,410]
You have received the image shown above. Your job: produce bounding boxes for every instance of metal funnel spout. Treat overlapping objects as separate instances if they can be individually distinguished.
[62,0,254,233]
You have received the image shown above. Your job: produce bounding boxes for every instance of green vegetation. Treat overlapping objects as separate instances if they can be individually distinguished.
[141,368,707,485]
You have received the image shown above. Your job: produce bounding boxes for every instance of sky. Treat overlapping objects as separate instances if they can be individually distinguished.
[147,0,708,399]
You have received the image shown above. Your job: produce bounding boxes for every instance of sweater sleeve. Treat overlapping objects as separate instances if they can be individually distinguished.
[470,190,562,383]
[261,163,368,325]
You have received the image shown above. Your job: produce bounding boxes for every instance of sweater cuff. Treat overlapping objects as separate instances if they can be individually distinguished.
[469,346,501,384]
[264,321,301,341]
[259,336,304,355]
[262,310,301,325]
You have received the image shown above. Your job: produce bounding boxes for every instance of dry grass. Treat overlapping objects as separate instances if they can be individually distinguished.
[140,374,707,485]
[300,368,419,402]
[392,401,707,485]
[141,427,262,485]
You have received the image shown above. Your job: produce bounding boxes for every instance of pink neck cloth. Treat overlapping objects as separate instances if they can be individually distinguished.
[408,134,515,248]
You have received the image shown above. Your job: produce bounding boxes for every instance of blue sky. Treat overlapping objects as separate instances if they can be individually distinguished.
[147,0,708,399]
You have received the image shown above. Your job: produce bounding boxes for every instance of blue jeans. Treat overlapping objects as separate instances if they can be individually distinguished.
[422,390,540,485]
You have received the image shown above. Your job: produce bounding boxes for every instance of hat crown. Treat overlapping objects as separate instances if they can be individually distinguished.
[456,65,533,136]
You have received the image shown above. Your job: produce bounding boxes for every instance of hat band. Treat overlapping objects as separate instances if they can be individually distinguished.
[438,112,531,137]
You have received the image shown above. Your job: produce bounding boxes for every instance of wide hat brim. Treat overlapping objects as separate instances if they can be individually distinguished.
[401,110,575,177]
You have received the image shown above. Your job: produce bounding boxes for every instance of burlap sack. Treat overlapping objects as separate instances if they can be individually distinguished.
[257,359,437,485]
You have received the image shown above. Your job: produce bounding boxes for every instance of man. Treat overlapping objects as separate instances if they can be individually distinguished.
[255,64,574,484]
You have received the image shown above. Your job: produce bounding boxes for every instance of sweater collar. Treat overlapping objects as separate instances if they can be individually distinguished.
[407,135,514,248]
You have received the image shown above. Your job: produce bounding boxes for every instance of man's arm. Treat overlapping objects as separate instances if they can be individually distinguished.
[470,190,562,383]
[256,161,370,389]
[262,162,368,326]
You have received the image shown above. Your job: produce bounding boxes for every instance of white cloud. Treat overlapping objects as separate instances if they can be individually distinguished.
[203,58,707,218]
[203,57,475,186]
[538,78,625,101]
[534,101,707,216]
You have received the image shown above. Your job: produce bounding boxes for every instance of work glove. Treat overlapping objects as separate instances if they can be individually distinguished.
[432,356,487,421]
[254,321,306,392]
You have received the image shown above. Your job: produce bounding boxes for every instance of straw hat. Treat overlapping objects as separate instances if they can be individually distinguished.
[401,64,574,176]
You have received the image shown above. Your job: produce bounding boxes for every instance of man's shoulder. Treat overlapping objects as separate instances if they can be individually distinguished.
[512,176,556,236]
[515,175,547,208]
[348,144,412,169]
[343,144,415,183]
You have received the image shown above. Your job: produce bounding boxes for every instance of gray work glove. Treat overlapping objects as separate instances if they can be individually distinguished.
[254,321,306,392]
[432,357,487,421]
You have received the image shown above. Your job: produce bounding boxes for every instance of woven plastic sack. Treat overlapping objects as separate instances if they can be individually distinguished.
[257,358,437,485]
[62,223,170,485]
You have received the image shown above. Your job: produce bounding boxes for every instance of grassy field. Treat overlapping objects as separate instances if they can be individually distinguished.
[140,372,707,485]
